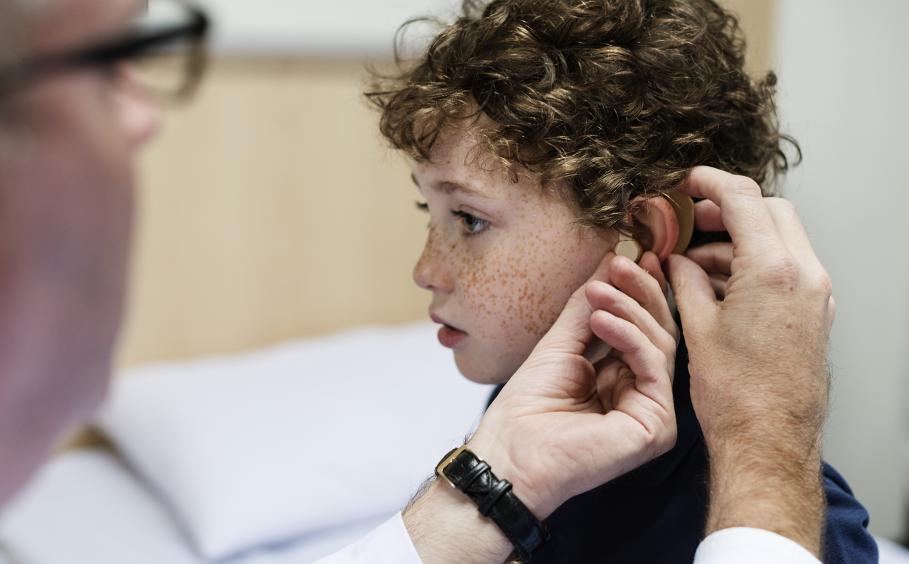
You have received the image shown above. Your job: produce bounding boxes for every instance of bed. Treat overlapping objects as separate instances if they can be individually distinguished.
[0,323,490,563]
[2,323,906,563]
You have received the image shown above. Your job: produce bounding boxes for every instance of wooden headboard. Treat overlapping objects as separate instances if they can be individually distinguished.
[118,58,428,367]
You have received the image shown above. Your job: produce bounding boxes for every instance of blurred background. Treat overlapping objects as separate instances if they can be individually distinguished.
[118,0,908,545]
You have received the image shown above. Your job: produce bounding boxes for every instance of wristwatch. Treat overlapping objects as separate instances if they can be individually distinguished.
[435,446,549,561]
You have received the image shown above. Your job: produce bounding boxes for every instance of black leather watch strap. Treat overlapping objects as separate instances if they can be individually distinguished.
[436,447,548,561]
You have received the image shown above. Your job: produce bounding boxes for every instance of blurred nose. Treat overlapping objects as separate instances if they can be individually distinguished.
[113,65,162,151]
[413,230,454,294]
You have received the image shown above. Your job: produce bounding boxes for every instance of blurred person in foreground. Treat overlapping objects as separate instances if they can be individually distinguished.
[0,1,851,564]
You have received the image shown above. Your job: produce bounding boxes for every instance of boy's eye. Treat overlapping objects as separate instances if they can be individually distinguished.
[452,210,490,235]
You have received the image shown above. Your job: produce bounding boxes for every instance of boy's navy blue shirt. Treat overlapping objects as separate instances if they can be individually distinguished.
[487,336,878,564]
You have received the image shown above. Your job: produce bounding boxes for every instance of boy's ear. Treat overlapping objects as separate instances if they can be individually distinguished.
[631,194,682,262]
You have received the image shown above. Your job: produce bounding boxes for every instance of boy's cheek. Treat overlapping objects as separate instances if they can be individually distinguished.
[457,309,553,383]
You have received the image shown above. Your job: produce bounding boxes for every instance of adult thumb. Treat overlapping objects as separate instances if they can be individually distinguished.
[667,254,717,333]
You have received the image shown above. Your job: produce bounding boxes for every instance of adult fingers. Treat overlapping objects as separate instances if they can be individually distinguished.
[676,167,783,257]
[763,198,824,272]
[827,296,837,332]
[709,274,729,300]
[604,254,676,340]
[590,310,673,390]
[590,315,676,441]
[586,281,676,355]
[693,199,725,232]
[593,358,628,413]
[638,251,667,294]
[685,242,733,277]
[667,254,718,335]
[763,199,835,323]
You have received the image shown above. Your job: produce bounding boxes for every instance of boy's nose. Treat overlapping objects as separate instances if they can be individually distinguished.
[413,233,454,294]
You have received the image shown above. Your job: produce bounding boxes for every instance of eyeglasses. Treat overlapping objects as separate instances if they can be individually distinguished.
[0,0,211,102]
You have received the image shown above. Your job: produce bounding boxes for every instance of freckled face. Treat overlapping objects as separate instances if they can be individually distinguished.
[411,126,615,384]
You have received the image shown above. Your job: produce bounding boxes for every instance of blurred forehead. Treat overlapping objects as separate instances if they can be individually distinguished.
[27,0,143,54]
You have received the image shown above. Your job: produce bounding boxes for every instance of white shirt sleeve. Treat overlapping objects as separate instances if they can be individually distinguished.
[694,527,822,564]
[317,516,821,564]
[315,513,421,564]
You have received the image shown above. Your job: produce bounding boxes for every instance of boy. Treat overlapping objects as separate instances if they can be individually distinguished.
[368,0,877,562]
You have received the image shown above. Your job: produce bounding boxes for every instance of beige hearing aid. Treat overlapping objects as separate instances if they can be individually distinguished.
[614,233,643,262]
[589,190,696,364]
[613,190,695,263]
[665,189,695,255]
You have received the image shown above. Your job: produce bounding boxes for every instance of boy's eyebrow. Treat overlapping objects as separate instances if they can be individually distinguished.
[410,174,486,198]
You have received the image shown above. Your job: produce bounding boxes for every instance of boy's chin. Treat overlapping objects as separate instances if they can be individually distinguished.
[453,350,520,386]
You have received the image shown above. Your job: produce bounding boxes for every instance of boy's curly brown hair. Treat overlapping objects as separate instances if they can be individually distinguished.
[367,0,798,230]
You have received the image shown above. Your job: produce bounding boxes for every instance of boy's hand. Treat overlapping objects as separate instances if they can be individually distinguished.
[467,251,678,519]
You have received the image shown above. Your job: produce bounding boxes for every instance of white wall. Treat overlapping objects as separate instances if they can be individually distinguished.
[196,0,459,56]
[775,0,909,540]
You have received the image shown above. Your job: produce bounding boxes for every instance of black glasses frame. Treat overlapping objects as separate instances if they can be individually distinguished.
[0,0,210,101]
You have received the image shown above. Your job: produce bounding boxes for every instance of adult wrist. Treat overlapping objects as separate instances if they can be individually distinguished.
[465,431,559,520]
[708,431,823,486]
[403,479,514,564]
[704,415,823,485]
[435,445,549,561]
[707,444,825,556]
[403,429,564,564]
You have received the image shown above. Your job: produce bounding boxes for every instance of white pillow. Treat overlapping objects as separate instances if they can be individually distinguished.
[0,449,414,564]
[95,323,492,560]
[0,450,202,564]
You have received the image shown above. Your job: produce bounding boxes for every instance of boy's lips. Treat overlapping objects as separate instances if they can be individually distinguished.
[430,313,468,349]
[429,313,464,331]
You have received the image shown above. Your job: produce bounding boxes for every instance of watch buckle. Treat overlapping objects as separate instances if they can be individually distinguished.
[435,445,469,489]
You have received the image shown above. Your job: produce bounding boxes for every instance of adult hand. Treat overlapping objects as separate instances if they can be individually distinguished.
[667,166,833,556]
[404,251,678,564]
[469,250,678,519]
